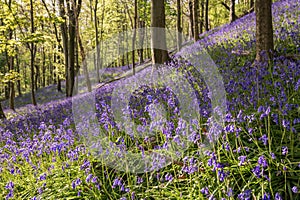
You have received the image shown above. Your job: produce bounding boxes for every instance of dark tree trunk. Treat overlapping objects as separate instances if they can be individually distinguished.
[94,0,101,83]
[230,0,236,23]
[7,0,15,110]
[151,0,169,67]
[255,0,274,62]
[67,10,76,97]
[177,0,182,50]
[205,0,209,31]
[132,0,137,75]
[58,0,69,97]
[193,0,199,41]
[189,0,194,38]
[0,103,5,120]
[200,0,204,34]
[30,0,37,106]
[250,0,254,9]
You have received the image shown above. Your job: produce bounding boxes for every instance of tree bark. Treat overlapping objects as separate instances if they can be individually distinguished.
[255,0,274,62]
[67,8,76,97]
[200,0,204,34]
[188,0,194,38]
[205,0,209,31]
[230,0,236,23]
[193,0,199,41]
[58,0,69,97]
[177,0,182,50]
[0,103,5,119]
[30,0,37,106]
[132,0,137,75]
[151,0,169,67]
[94,0,101,83]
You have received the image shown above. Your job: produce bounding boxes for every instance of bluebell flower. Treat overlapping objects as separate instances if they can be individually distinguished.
[282,146,288,155]
[292,186,298,193]
[258,155,268,167]
[275,192,283,200]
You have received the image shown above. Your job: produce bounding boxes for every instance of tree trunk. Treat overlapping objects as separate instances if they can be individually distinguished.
[0,103,5,120]
[250,0,254,9]
[255,0,274,62]
[200,0,204,34]
[30,0,37,106]
[189,0,194,38]
[230,0,236,23]
[67,9,76,97]
[151,0,169,66]
[205,0,209,31]
[94,0,101,83]
[132,0,137,75]
[7,0,15,110]
[58,0,69,97]
[193,0,199,41]
[177,0,182,50]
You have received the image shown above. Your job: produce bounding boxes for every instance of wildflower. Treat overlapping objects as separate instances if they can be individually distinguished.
[258,155,268,167]
[259,134,268,145]
[292,186,298,193]
[200,187,209,195]
[252,165,261,178]
[238,156,247,166]
[227,187,233,197]
[262,193,270,200]
[270,152,276,159]
[282,146,288,155]
[275,193,283,200]
[5,181,14,190]
[86,174,93,183]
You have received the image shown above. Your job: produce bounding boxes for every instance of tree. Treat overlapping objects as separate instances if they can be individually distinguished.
[188,0,194,38]
[0,103,5,119]
[132,0,137,75]
[151,0,169,66]
[30,0,37,106]
[230,0,236,23]
[205,0,209,31]
[193,0,199,41]
[255,0,274,62]
[177,0,182,50]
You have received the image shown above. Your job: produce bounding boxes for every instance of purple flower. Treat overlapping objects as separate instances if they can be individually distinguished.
[5,181,14,190]
[275,193,283,200]
[258,155,268,167]
[200,187,209,195]
[238,156,247,166]
[259,134,268,145]
[252,165,262,178]
[227,187,233,197]
[282,146,288,155]
[6,190,13,200]
[292,186,298,193]
[86,174,93,183]
[270,152,276,159]
[262,193,270,200]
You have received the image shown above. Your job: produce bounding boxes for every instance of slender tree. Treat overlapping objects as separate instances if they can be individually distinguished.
[177,0,182,50]
[151,0,169,66]
[30,0,37,105]
[255,0,274,62]
[230,0,236,23]
[132,0,137,75]
[188,0,194,38]
[193,0,199,41]
[0,103,5,119]
[205,0,209,31]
